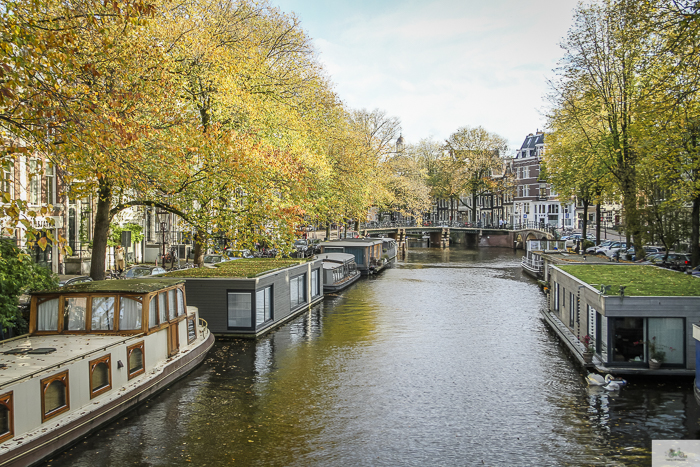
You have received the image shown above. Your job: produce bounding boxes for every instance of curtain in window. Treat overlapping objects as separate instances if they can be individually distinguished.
[177,289,185,316]
[311,270,319,297]
[228,293,251,327]
[64,297,87,331]
[290,277,299,308]
[91,297,115,331]
[149,298,157,328]
[256,289,265,325]
[168,290,177,320]
[44,380,66,414]
[159,293,167,323]
[119,298,142,330]
[38,299,59,331]
[648,318,684,364]
[91,362,110,391]
[264,287,272,321]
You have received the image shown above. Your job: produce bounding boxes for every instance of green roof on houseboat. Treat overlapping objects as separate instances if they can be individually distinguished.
[557,264,700,297]
[164,258,311,278]
[33,278,185,295]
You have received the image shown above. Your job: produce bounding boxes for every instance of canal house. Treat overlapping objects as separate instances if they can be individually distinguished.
[319,238,385,275]
[171,258,324,338]
[545,264,700,375]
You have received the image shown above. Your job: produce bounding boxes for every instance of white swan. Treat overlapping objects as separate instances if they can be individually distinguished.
[587,373,627,388]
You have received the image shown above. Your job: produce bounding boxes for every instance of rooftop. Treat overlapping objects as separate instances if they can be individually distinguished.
[164,258,311,278]
[33,278,185,295]
[557,264,700,297]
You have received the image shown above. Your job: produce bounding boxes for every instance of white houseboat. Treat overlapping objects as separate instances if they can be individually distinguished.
[0,279,214,467]
[318,252,361,293]
[319,238,387,275]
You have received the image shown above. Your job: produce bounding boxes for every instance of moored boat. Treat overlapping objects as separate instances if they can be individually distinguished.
[318,252,361,293]
[0,278,213,467]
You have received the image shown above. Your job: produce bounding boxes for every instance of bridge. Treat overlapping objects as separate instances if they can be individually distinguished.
[360,224,556,249]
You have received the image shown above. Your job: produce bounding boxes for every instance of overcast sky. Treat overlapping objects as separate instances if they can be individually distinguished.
[273,0,580,151]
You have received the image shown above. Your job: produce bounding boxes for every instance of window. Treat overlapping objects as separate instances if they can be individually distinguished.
[569,292,575,327]
[648,318,684,365]
[127,342,145,379]
[89,355,111,398]
[168,289,177,320]
[1,159,13,200]
[64,297,87,331]
[37,298,59,331]
[149,298,158,328]
[187,315,197,344]
[29,159,40,205]
[256,286,272,326]
[91,297,115,331]
[611,318,644,362]
[311,269,320,298]
[119,297,142,330]
[45,161,55,204]
[0,392,13,443]
[290,273,306,309]
[158,292,167,324]
[41,371,69,422]
[228,292,252,328]
[523,167,529,179]
[177,289,185,316]
[524,185,529,197]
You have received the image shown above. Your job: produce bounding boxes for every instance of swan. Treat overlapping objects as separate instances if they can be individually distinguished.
[587,373,627,388]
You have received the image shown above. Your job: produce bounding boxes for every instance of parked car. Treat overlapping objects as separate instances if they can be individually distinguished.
[595,241,622,255]
[647,253,691,271]
[294,239,309,257]
[202,254,226,265]
[59,275,93,287]
[124,265,166,278]
[224,249,253,260]
[604,243,627,259]
[690,265,700,277]
[585,240,613,254]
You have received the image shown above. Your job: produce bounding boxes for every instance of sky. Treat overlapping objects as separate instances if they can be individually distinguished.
[273,0,580,151]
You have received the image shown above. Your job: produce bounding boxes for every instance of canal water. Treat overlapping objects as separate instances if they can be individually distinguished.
[44,247,700,467]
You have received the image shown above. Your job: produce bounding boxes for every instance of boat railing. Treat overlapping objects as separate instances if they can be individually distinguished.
[199,318,209,337]
[521,256,544,271]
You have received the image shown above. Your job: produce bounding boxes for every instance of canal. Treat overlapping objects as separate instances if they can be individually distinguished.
[44,247,700,466]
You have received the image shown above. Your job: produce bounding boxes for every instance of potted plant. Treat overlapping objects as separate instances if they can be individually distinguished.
[634,337,672,369]
[581,335,595,363]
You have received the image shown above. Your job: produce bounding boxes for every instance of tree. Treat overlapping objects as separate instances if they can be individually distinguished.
[443,126,508,223]
[0,239,57,330]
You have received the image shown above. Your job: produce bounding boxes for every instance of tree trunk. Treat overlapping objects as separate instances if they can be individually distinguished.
[325,224,330,240]
[595,203,601,244]
[90,178,112,280]
[471,191,477,223]
[192,230,205,266]
[691,197,699,267]
[581,199,589,241]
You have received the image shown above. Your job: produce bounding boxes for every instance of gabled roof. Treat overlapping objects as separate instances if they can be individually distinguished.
[519,132,544,151]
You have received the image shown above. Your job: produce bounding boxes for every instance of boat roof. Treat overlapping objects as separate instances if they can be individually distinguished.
[32,278,185,296]
[320,238,383,247]
[0,334,139,388]
[317,252,355,262]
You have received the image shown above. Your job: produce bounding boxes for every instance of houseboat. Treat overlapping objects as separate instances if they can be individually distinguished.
[178,258,324,338]
[520,239,566,279]
[319,238,387,275]
[318,252,361,293]
[0,279,214,467]
[544,264,700,376]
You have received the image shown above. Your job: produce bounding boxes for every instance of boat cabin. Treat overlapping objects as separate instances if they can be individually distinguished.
[319,238,384,275]
[318,252,359,292]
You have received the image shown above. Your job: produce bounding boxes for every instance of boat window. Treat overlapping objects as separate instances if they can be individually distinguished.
[177,288,185,316]
[310,269,320,298]
[41,371,69,422]
[0,392,13,443]
[611,317,644,362]
[187,315,197,344]
[91,297,115,331]
[255,286,272,326]
[648,318,684,365]
[148,298,157,328]
[158,293,167,324]
[127,342,145,379]
[290,273,306,309]
[119,298,142,331]
[227,292,252,328]
[168,289,177,320]
[64,297,87,331]
[89,355,111,398]
[37,298,59,331]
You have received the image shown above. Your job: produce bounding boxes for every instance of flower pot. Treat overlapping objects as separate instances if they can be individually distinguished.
[583,351,594,364]
[649,359,662,370]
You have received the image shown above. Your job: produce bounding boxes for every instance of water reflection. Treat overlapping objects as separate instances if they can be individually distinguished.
[44,247,698,467]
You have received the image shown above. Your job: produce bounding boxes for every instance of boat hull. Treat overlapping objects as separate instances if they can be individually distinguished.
[323,271,361,293]
[0,332,214,467]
